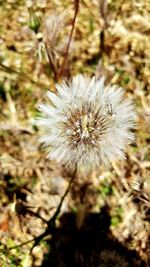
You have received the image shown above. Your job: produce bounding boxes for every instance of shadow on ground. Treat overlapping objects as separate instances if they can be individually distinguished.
[41,206,145,267]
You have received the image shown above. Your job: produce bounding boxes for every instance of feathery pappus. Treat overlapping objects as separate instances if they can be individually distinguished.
[36,75,136,170]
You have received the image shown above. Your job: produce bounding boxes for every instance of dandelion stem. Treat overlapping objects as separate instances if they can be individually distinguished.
[47,168,76,227]
[6,169,76,252]
[30,168,76,251]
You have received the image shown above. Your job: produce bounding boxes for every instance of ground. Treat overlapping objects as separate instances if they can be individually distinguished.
[0,0,150,266]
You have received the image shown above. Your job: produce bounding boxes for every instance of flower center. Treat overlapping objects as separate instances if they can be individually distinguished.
[64,106,111,148]
[78,114,95,139]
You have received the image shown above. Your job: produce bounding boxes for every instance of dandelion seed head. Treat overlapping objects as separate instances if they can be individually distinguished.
[36,75,136,170]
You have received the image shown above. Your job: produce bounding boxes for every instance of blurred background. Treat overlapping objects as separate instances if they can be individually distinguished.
[0,0,150,266]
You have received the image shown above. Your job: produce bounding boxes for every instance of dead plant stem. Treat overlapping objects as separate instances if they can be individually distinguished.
[58,0,79,78]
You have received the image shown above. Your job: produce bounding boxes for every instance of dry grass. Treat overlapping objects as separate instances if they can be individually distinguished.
[0,0,150,266]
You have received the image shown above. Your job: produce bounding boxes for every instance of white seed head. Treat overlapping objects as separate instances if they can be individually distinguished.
[36,75,136,169]
[43,10,68,53]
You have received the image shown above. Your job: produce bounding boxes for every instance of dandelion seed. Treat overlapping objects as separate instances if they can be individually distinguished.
[36,75,136,170]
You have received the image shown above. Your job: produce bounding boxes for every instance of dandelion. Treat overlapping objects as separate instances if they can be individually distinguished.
[36,75,136,170]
